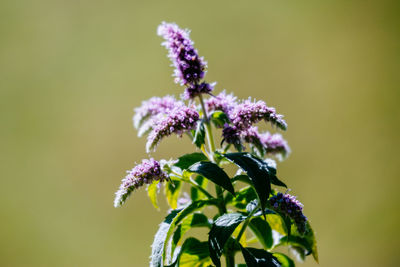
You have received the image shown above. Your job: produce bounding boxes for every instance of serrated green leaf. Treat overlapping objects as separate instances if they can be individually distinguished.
[171,213,211,257]
[174,153,208,170]
[240,246,281,267]
[208,213,247,267]
[165,179,182,209]
[222,153,271,216]
[188,161,235,195]
[248,217,273,249]
[151,199,218,267]
[190,175,208,201]
[210,110,230,128]
[192,121,206,148]
[147,181,159,210]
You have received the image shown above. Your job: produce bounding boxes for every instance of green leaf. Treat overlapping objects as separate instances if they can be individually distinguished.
[225,186,257,210]
[190,175,208,201]
[174,153,208,170]
[240,246,281,267]
[210,110,230,128]
[248,217,273,249]
[147,181,159,210]
[222,153,271,216]
[208,213,247,267]
[188,161,235,195]
[272,253,295,267]
[276,221,318,263]
[260,159,287,188]
[151,199,218,267]
[231,174,252,185]
[171,213,211,257]
[192,121,206,148]
[165,179,182,209]
[167,237,212,267]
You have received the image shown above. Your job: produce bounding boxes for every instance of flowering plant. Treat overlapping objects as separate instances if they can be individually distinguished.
[114,22,318,267]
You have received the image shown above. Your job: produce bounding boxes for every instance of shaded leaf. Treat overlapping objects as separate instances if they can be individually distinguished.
[151,199,218,267]
[147,181,159,210]
[189,161,235,195]
[208,213,247,267]
[248,217,273,249]
[240,246,281,267]
[174,153,208,170]
[225,186,257,210]
[192,121,206,148]
[223,153,271,216]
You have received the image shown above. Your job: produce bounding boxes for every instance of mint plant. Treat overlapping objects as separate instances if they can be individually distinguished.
[114,22,318,267]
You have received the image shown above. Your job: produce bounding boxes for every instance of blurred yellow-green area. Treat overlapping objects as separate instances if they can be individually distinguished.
[1,0,399,266]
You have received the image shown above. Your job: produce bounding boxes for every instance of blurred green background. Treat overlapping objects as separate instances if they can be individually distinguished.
[1,0,399,266]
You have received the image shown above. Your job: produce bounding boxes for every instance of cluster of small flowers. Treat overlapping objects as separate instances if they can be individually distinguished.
[242,127,290,158]
[205,90,237,115]
[269,193,308,234]
[114,159,168,207]
[133,95,182,129]
[230,99,287,131]
[146,105,199,152]
[158,22,214,99]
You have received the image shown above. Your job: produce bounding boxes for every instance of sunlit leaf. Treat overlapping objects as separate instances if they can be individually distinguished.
[167,237,212,267]
[190,175,208,201]
[165,179,182,209]
[147,181,160,210]
[171,213,211,256]
[210,110,230,128]
[151,199,218,267]
[272,253,295,267]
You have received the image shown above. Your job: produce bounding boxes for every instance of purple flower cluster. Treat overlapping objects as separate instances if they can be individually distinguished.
[269,193,308,234]
[205,90,237,115]
[230,99,287,131]
[114,158,168,207]
[133,95,183,130]
[222,124,242,149]
[242,127,290,159]
[146,105,200,152]
[183,82,215,100]
[158,22,207,86]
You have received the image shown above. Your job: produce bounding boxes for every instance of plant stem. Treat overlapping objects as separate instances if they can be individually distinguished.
[236,203,261,242]
[170,170,215,200]
[198,94,233,266]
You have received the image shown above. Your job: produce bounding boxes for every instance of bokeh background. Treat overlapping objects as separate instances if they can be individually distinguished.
[1,0,399,266]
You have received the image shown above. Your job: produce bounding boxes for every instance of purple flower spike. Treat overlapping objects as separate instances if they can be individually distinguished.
[133,95,183,129]
[260,132,291,159]
[230,99,287,131]
[205,90,238,115]
[269,193,308,235]
[183,82,215,100]
[114,158,168,207]
[158,22,207,86]
[146,105,200,152]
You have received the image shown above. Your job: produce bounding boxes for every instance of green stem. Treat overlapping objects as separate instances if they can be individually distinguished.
[198,94,216,156]
[170,170,215,200]
[198,94,233,266]
[236,203,261,242]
